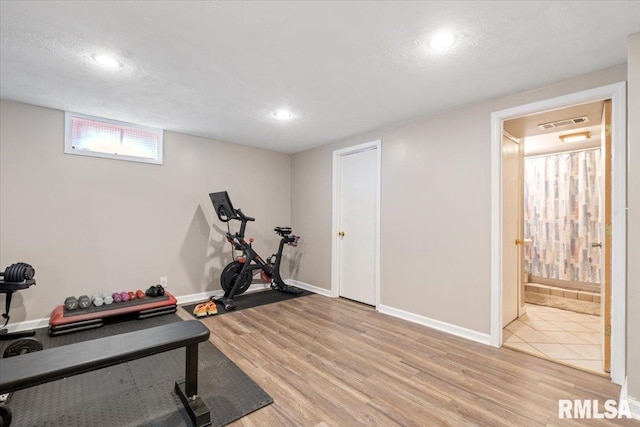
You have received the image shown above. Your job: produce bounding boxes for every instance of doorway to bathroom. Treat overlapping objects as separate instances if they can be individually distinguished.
[490,82,627,385]
[503,100,607,375]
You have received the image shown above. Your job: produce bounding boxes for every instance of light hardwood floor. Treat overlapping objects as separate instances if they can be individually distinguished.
[179,295,637,426]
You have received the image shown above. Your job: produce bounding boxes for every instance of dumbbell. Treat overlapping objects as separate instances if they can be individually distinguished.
[92,295,104,307]
[64,296,79,311]
[0,262,35,283]
[136,289,145,299]
[102,293,114,305]
[112,292,123,303]
[120,291,130,302]
[146,284,165,297]
[128,291,136,301]
[78,295,91,309]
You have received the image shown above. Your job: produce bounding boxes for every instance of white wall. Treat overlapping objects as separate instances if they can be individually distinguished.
[0,100,291,320]
[291,64,627,334]
[626,32,640,407]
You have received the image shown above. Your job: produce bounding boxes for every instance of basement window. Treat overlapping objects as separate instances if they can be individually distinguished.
[64,112,163,164]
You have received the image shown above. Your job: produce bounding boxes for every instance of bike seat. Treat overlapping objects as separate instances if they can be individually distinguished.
[274,227,292,236]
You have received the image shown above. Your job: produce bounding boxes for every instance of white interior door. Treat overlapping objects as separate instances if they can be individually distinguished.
[502,133,522,328]
[338,148,377,305]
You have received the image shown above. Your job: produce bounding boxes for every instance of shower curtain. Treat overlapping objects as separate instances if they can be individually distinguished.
[524,149,601,283]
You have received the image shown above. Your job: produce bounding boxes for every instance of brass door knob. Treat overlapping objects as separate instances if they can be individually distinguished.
[591,242,602,248]
[338,231,345,237]
[515,239,524,245]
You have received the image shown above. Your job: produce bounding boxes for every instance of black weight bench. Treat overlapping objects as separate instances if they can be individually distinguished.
[0,320,211,427]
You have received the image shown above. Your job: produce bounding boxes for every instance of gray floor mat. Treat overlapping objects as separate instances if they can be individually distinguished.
[2,314,273,427]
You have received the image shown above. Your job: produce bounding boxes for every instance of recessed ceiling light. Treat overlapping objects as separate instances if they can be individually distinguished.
[93,54,122,68]
[427,32,456,51]
[273,110,294,121]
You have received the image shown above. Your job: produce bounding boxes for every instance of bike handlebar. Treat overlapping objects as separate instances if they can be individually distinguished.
[235,209,255,222]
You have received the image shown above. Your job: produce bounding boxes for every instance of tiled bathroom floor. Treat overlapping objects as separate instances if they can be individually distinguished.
[503,303,605,375]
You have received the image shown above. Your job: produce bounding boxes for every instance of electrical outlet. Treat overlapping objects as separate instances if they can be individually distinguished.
[160,276,168,288]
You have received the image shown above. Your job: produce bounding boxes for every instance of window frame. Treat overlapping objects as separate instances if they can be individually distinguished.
[64,112,164,165]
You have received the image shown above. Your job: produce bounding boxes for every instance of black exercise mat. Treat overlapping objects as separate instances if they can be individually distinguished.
[183,288,314,318]
[2,314,273,427]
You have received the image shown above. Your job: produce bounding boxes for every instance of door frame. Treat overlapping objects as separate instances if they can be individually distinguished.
[331,140,381,308]
[489,82,627,385]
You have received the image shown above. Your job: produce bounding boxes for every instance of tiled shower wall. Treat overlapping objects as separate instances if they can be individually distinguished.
[524,149,602,283]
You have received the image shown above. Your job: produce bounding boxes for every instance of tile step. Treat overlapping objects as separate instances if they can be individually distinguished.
[524,283,600,303]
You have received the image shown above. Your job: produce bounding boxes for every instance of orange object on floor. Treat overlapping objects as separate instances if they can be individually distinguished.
[205,301,218,316]
[193,303,208,318]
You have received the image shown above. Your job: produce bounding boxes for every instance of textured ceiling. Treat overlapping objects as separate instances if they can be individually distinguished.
[1,1,639,153]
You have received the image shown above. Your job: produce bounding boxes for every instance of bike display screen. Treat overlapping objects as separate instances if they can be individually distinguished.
[209,191,238,222]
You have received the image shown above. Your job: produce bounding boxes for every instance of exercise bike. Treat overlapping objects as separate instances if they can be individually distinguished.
[209,191,303,311]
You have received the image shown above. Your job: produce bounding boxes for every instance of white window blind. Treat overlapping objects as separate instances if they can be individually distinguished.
[65,112,163,164]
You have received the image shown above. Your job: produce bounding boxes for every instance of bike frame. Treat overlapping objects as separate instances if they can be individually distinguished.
[224,231,293,298]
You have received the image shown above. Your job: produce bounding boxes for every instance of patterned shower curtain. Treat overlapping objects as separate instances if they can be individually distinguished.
[524,149,602,283]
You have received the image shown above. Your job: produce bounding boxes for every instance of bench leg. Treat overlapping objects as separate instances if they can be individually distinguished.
[175,343,211,427]
[185,342,199,397]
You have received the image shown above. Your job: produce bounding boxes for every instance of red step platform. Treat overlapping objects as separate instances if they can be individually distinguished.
[49,292,178,336]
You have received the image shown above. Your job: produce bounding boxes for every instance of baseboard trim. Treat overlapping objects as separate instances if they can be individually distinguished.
[174,291,219,305]
[176,283,270,305]
[4,317,50,333]
[621,378,640,420]
[628,397,640,421]
[377,304,492,345]
[285,279,332,297]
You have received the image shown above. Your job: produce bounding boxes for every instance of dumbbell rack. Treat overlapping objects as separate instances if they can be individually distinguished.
[48,292,178,336]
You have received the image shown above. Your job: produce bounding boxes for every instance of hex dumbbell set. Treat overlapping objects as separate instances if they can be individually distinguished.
[64,285,165,312]
[50,284,177,336]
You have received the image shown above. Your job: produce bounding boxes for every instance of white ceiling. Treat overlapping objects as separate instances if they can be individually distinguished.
[1,1,639,153]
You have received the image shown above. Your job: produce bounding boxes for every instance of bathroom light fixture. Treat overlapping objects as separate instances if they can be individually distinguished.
[559,131,591,143]
[93,54,122,68]
[272,110,294,121]
[427,32,456,50]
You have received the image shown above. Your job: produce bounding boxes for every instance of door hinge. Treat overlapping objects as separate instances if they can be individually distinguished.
[605,124,612,137]
[605,325,611,337]
[606,223,613,237]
